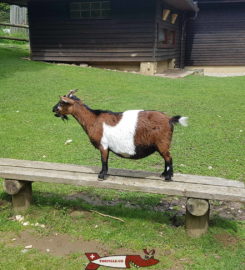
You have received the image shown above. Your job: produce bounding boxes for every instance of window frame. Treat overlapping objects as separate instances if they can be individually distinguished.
[69,0,112,20]
[157,27,177,49]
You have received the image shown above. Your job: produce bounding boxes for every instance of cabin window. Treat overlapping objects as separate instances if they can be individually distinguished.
[158,29,168,43]
[158,28,176,48]
[70,0,111,19]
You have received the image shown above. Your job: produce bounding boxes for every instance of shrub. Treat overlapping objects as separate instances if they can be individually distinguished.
[0,3,10,23]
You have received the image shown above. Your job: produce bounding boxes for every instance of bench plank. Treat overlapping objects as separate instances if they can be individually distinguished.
[0,158,244,188]
[0,161,244,202]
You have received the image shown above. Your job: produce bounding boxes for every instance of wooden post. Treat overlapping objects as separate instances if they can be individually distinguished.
[3,180,32,212]
[185,198,210,237]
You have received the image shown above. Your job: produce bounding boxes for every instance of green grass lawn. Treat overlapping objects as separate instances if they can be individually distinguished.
[0,44,244,270]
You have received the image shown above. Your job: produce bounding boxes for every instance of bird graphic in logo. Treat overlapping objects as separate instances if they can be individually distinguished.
[85,249,159,269]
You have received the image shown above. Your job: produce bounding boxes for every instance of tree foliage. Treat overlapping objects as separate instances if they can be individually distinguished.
[0,3,10,22]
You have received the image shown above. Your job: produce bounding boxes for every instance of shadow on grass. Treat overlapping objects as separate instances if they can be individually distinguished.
[0,46,47,81]
[1,190,239,232]
[210,215,239,233]
[0,192,9,201]
[32,191,174,226]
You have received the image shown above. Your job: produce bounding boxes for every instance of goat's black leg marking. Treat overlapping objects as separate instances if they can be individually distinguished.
[98,160,108,180]
[157,146,173,181]
[98,148,109,180]
[161,158,173,181]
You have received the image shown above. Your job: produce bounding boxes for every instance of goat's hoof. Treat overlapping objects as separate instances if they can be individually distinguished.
[164,176,172,182]
[160,173,172,181]
[98,173,107,181]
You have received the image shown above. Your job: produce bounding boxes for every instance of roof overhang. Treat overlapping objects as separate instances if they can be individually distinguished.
[163,0,199,12]
[198,0,245,3]
[0,0,199,12]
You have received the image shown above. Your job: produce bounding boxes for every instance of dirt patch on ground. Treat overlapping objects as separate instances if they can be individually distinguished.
[1,229,161,261]
[0,231,17,244]
[65,192,245,222]
[3,230,139,257]
[0,227,191,270]
[214,233,239,247]
[6,230,108,256]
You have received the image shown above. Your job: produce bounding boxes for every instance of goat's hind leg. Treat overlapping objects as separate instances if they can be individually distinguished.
[98,148,109,180]
[161,156,173,181]
[157,145,173,181]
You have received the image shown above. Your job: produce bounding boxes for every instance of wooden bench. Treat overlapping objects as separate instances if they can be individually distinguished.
[0,158,244,237]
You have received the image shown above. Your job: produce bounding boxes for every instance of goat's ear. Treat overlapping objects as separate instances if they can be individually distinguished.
[60,96,75,105]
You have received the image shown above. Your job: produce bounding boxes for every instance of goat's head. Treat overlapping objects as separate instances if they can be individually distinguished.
[52,89,80,121]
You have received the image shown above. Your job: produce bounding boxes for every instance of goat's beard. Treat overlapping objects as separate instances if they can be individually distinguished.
[61,115,69,121]
[54,113,69,121]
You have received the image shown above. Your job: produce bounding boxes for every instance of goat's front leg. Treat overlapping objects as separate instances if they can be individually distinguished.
[98,147,109,180]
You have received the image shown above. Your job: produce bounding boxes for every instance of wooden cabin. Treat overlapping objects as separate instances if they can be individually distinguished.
[185,0,245,69]
[2,0,198,74]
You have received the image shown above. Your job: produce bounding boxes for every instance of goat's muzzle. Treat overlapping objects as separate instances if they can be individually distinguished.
[52,104,68,121]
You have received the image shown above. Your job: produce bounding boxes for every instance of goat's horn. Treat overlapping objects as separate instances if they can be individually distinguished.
[66,89,78,97]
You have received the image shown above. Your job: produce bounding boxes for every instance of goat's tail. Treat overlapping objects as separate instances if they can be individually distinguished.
[170,115,188,127]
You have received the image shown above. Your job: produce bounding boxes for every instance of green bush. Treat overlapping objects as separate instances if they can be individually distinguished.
[0,3,10,23]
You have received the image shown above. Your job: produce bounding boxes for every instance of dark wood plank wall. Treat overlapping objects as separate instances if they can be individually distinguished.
[185,3,245,66]
[29,0,156,62]
[154,0,182,66]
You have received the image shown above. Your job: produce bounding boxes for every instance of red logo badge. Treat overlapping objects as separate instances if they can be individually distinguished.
[85,249,159,269]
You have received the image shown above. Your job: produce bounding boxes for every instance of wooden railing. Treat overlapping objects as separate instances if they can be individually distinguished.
[0,22,29,29]
[0,22,29,42]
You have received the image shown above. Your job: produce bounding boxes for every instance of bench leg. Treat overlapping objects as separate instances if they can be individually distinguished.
[4,180,32,212]
[185,198,210,237]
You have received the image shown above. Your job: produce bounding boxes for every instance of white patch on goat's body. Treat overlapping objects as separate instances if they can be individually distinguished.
[101,110,142,156]
[179,117,188,127]
[166,166,170,171]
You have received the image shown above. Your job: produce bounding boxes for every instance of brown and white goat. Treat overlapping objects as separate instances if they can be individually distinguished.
[52,90,188,181]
